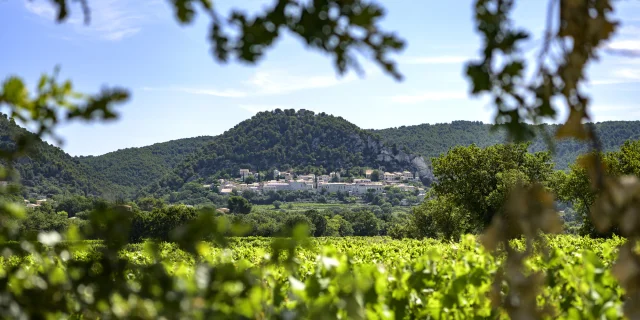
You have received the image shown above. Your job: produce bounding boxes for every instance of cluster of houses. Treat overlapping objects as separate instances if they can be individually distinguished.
[213,169,426,201]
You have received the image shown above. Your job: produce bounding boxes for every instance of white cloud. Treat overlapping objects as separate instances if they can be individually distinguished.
[244,70,357,95]
[591,67,640,85]
[142,87,248,98]
[181,88,247,98]
[389,91,467,104]
[590,104,639,112]
[619,25,640,36]
[604,23,640,55]
[607,40,640,52]
[590,104,640,121]
[400,56,470,65]
[590,79,628,85]
[144,66,366,98]
[614,68,640,80]
[24,1,56,17]
[24,0,158,41]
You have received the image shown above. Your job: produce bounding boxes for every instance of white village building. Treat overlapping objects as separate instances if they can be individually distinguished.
[239,169,251,180]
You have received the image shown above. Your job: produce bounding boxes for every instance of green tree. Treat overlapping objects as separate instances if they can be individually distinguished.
[227,196,252,214]
[370,170,380,182]
[326,215,354,236]
[554,141,640,237]
[552,166,598,235]
[20,204,70,235]
[371,194,385,206]
[240,213,279,237]
[244,175,256,184]
[280,214,315,237]
[364,189,375,203]
[147,205,199,241]
[341,209,381,236]
[606,140,640,176]
[130,211,152,243]
[431,143,553,231]
[273,200,282,209]
[55,196,94,217]
[407,195,470,241]
[305,210,328,237]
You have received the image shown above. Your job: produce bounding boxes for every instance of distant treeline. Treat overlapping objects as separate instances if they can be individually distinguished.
[372,120,640,169]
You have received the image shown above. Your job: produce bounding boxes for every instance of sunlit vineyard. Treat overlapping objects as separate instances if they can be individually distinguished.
[0,235,628,319]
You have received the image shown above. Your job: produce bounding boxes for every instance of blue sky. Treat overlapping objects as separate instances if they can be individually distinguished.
[1,0,639,156]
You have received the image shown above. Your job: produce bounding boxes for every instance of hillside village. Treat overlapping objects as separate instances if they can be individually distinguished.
[211,168,427,202]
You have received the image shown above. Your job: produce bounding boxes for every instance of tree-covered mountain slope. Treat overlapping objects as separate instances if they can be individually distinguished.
[4,108,640,200]
[145,109,432,195]
[0,114,120,198]
[77,136,215,194]
[371,120,640,169]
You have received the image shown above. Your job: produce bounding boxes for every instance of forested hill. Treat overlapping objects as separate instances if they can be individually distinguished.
[76,136,215,194]
[4,109,640,200]
[371,120,640,169]
[0,114,120,198]
[145,109,430,196]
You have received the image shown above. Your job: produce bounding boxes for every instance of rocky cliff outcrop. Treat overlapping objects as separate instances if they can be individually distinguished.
[375,147,433,184]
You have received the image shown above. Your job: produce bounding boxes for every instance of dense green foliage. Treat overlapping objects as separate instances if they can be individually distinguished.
[396,143,554,240]
[0,114,122,198]
[400,195,470,241]
[12,195,417,241]
[0,235,628,318]
[224,203,409,237]
[431,143,553,229]
[227,196,252,214]
[77,136,215,195]
[372,121,640,169]
[18,203,70,235]
[554,140,640,237]
[129,204,199,242]
[145,109,425,196]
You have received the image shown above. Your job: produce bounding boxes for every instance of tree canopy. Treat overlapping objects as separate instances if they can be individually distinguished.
[227,196,252,214]
[554,140,640,237]
[431,143,554,231]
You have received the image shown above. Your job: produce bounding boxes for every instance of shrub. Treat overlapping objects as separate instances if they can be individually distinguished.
[407,196,470,241]
[228,196,252,214]
[341,209,381,236]
[304,210,328,237]
[280,214,315,236]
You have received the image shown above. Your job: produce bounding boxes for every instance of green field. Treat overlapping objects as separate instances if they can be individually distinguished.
[1,235,628,319]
